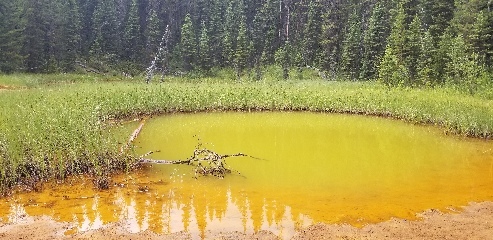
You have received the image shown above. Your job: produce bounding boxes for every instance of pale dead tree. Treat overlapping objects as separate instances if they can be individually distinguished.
[145,25,171,83]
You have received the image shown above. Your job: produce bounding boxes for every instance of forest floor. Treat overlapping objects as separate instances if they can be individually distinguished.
[1,201,492,239]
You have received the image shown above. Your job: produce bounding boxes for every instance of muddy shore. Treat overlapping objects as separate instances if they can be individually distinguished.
[1,201,493,239]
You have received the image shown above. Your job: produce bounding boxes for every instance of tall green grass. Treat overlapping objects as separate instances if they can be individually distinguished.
[0,73,492,194]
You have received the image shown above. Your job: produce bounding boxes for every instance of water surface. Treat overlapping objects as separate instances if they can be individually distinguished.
[1,112,492,239]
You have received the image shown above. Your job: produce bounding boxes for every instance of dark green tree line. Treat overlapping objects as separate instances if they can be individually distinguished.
[0,0,491,89]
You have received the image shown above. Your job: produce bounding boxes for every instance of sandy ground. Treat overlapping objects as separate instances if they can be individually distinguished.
[1,202,493,239]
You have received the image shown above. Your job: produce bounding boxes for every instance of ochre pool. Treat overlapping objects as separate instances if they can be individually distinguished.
[1,112,492,239]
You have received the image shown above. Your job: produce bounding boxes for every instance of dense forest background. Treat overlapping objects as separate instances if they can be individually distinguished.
[0,0,492,87]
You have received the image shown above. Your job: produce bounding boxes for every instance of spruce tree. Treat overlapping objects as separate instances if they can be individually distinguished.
[180,14,196,72]
[122,0,142,63]
[208,0,226,66]
[428,0,455,41]
[340,7,362,79]
[319,0,346,76]
[91,0,120,57]
[145,9,162,63]
[222,0,239,67]
[78,0,98,57]
[255,0,280,64]
[235,16,250,78]
[378,46,408,86]
[57,0,81,72]
[198,21,212,72]
[23,0,49,72]
[302,1,322,67]
[445,34,482,88]
[360,2,390,80]
[470,10,493,66]
[436,29,454,83]
[378,2,408,85]
[417,30,438,85]
[0,1,24,73]
[405,15,422,84]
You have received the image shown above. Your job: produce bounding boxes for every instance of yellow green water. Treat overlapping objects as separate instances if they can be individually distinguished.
[1,112,493,239]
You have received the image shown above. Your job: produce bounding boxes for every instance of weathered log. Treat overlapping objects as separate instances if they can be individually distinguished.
[120,119,146,153]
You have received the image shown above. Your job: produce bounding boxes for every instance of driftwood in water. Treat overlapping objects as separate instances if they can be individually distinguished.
[139,147,252,178]
[122,120,257,178]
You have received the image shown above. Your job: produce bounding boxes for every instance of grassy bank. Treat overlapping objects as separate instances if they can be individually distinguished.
[0,73,492,194]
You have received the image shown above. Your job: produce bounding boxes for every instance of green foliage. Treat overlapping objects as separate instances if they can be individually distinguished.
[275,43,291,80]
[122,0,142,63]
[235,17,250,76]
[405,15,422,84]
[417,30,438,85]
[378,46,408,86]
[145,9,162,62]
[91,0,119,56]
[470,10,493,66]
[445,34,486,94]
[179,14,197,72]
[340,7,362,79]
[198,21,213,72]
[360,2,390,80]
[0,0,493,85]
[222,0,239,66]
[254,0,279,65]
[0,1,24,73]
[302,1,322,67]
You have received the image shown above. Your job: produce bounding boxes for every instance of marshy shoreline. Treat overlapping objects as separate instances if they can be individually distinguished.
[0,74,492,194]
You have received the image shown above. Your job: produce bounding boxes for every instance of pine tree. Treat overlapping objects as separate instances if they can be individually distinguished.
[235,16,250,77]
[254,0,280,65]
[222,0,239,66]
[198,21,212,72]
[180,14,196,72]
[417,30,438,85]
[319,0,346,76]
[340,6,362,79]
[23,0,49,72]
[208,0,226,66]
[57,0,81,71]
[302,1,322,67]
[470,10,493,66]
[145,9,162,63]
[122,0,142,62]
[378,46,408,86]
[446,34,485,93]
[91,0,120,57]
[0,1,24,73]
[78,0,98,57]
[378,2,408,85]
[360,2,390,80]
[405,14,422,84]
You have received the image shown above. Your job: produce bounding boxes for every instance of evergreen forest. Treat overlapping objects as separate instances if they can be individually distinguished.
[1,0,492,87]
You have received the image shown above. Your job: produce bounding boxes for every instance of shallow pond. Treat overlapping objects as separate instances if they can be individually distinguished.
[1,112,493,239]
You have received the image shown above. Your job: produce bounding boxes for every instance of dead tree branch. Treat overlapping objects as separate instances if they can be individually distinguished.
[120,119,146,153]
